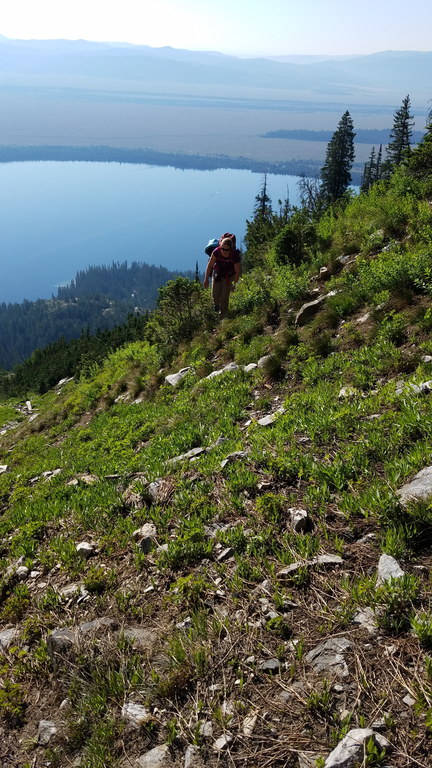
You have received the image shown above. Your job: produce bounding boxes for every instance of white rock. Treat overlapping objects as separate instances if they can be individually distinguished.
[324,728,389,768]
[0,628,19,649]
[213,733,233,752]
[184,744,202,768]
[257,355,271,368]
[257,407,285,426]
[242,711,258,737]
[377,553,405,585]
[37,720,57,745]
[165,367,192,387]
[136,744,172,767]
[199,721,213,738]
[352,607,376,634]
[0,465,8,474]
[76,541,96,559]
[289,507,308,533]
[244,363,258,372]
[338,386,357,399]
[205,363,239,380]
[403,694,416,707]
[396,466,432,506]
[306,637,352,678]
[121,702,153,727]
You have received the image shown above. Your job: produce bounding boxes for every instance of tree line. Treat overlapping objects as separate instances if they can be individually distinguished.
[0,261,194,371]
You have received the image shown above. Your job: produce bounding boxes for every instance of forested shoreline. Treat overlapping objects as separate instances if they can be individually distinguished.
[0,261,194,371]
[0,143,336,180]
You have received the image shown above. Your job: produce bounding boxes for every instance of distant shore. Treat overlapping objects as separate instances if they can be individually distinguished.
[0,144,363,184]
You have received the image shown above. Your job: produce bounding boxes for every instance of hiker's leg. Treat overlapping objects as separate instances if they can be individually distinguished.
[219,281,232,318]
[212,278,222,312]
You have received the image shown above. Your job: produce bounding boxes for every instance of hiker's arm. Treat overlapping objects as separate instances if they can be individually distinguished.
[233,261,241,283]
[203,255,215,288]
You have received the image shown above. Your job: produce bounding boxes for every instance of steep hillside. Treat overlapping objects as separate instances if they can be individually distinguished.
[1,138,432,768]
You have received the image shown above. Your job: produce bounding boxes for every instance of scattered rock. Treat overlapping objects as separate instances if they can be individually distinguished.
[338,386,357,399]
[352,607,376,635]
[396,466,432,506]
[377,554,405,585]
[76,541,97,559]
[356,312,370,324]
[67,473,99,486]
[184,744,203,768]
[0,465,8,474]
[289,507,309,533]
[121,702,153,727]
[136,744,172,767]
[47,628,76,666]
[295,291,337,326]
[37,720,57,745]
[199,721,213,738]
[259,658,280,674]
[324,728,389,767]
[403,694,416,707]
[132,522,158,553]
[205,362,239,380]
[216,547,234,562]
[257,407,285,426]
[220,451,249,469]
[244,363,258,372]
[165,367,192,387]
[306,637,352,678]
[0,628,19,650]
[213,733,233,752]
[168,447,206,464]
[122,627,159,652]
[79,617,115,636]
[242,710,258,737]
[257,355,271,368]
[15,565,30,580]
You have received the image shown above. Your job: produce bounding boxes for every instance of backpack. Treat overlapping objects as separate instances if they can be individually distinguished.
[219,232,237,249]
[204,238,219,257]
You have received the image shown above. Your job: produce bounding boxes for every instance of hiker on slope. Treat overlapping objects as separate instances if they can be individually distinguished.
[203,234,241,318]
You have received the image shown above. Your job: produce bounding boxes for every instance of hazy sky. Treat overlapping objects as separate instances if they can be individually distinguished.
[2,0,431,57]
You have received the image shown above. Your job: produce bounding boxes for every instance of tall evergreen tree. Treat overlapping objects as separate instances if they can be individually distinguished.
[320,111,356,204]
[361,143,384,193]
[243,174,275,267]
[384,94,414,173]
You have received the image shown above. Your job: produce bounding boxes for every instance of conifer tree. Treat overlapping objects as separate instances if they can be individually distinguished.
[384,94,414,173]
[361,143,383,193]
[243,174,275,267]
[320,111,356,204]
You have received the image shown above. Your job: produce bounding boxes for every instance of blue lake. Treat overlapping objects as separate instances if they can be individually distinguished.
[0,162,303,304]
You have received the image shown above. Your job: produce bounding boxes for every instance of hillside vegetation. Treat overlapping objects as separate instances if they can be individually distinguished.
[1,130,432,768]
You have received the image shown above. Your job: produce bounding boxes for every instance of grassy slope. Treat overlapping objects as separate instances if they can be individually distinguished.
[1,161,432,767]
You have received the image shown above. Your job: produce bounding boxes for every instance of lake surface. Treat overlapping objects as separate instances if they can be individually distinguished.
[0,162,303,304]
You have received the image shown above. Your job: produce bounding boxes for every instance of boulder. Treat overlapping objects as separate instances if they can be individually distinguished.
[295,291,337,326]
[306,637,352,678]
[377,554,405,585]
[136,744,172,767]
[396,466,432,506]
[289,507,308,533]
[165,367,192,387]
[205,362,239,379]
[37,720,57,745]
[0,628,19,650]
[324,728,389,768]
[121,702,153,727]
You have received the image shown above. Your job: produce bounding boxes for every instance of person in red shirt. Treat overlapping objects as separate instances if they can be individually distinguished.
[203,236,241,318]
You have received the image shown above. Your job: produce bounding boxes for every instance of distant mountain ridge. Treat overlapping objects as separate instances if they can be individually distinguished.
[0,36,430,103]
